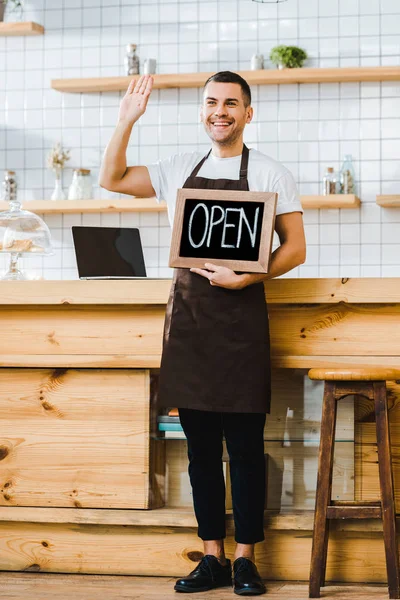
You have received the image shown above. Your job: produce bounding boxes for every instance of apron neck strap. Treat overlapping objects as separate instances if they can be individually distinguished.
[239,144,249,180]
[190,144,250,180]
[190,148,212,178]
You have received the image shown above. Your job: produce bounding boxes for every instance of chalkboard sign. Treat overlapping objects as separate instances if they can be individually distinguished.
[169,188,277,273]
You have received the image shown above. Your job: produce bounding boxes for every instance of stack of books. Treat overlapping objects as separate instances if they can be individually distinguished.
[157,408,185,439]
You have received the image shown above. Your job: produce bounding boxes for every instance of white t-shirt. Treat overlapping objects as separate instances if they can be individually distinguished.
[146,147,303,227]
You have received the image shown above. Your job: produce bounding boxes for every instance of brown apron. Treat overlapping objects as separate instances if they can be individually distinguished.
[158,144,271,414]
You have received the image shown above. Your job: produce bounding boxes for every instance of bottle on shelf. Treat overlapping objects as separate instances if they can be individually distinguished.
[125,44,140,76]
[2,170,18,203]
[339,154,356,195]
[323,167,338,195]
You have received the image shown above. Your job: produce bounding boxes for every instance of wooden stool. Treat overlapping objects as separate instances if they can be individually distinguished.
[308,368,400,599]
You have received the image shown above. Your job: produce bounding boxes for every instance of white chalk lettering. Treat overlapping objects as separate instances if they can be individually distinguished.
[237,206,259,248]
[188,203,209,248]
[187,202,260,250]
[222,208,241,248]
[206,205,225,247]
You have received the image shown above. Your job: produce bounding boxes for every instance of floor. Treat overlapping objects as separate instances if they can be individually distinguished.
[0,573,392,600]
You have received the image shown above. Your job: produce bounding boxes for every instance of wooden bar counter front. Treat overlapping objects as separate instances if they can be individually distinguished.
[1,278,400,582]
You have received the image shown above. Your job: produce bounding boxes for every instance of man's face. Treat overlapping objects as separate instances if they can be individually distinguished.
[200,81,253,146]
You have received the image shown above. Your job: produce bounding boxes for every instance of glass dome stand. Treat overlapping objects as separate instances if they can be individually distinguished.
[2,252,25,281]
[0,194,54,281]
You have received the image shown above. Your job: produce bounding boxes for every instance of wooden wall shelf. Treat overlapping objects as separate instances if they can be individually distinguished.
[0,21,44,36]
[0,198,166,214]
[0,195,359,214]
[51,66,400,93]
[301,194,360,209]
[376,195,400,207]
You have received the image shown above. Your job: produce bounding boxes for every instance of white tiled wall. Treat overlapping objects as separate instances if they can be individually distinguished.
[1,0,400,279]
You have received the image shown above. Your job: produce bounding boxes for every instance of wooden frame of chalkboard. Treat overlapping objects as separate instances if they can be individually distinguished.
[169,188,278,273]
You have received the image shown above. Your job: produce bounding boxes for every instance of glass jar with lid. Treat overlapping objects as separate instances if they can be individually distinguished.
[68,169,93,200]
[322,167,338,195]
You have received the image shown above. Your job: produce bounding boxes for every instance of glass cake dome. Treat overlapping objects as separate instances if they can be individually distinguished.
[0,171,54,280]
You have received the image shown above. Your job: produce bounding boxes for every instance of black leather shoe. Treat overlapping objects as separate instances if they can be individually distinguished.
[233,557,266,596]
[174,555,232,593]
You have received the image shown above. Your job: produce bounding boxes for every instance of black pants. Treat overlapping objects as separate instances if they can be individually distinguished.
[179,408,266,545]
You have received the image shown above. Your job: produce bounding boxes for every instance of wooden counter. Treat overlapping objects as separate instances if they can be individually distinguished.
[2,278,400,369]
[0,278,400,582]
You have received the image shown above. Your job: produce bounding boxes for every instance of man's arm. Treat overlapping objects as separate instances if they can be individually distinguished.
[238,211,306,287]
[99,75,156,198]
[190,212,306,289]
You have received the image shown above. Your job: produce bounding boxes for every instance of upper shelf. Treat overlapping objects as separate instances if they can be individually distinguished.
[0,21,44,36]
[51,66,400,93]
[376,195,400,207]
[0,198,167,214]
[0,195,359,214]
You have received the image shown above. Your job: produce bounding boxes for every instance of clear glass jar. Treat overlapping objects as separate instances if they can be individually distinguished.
[68,169,93,200]
[323,167,337,195]
[125,43,140,76]
[2,170,18,202]
[339,154,357,194]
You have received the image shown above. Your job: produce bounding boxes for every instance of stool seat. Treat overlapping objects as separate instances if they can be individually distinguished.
[308,368,400,381]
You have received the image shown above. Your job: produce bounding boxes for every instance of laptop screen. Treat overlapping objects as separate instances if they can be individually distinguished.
[72,226,147,278]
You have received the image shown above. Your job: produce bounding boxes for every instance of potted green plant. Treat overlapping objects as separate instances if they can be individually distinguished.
[0,0,24,22]
[269,45,308,69]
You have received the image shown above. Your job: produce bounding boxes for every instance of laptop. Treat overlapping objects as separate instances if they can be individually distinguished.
[72,226,152,280]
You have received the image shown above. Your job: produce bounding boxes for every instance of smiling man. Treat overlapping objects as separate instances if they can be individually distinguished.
[100,71,306,596]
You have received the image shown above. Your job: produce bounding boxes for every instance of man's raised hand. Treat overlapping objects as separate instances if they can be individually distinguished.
[118,75,154,124]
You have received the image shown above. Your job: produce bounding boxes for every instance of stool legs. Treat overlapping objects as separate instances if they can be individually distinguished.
[374,382,400,599]
[309,381,337,598]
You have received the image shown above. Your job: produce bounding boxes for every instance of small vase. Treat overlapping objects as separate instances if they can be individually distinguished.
[5,2,23,22]
[278,63,286,70]
[51,169,65,201]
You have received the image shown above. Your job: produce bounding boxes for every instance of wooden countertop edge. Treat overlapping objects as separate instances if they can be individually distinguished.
[1,355,400,369]
[1,278,400,305]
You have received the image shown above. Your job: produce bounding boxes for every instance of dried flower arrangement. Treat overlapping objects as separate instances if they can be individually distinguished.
[46,143,70,201]
[46,142,70,172]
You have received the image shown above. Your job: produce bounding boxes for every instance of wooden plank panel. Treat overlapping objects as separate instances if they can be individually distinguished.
[269,304,400,356]
[0,504,396,532]
[0,280,172,305]
[0,522,393,582]
[2,278,400,306]
[0,369,164,509]
[4,304,400,361]
[0,573,394,600]
[0,354,161,368]
[1,307,165,356]
[1,354,399,370]
[272,356,400,369]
